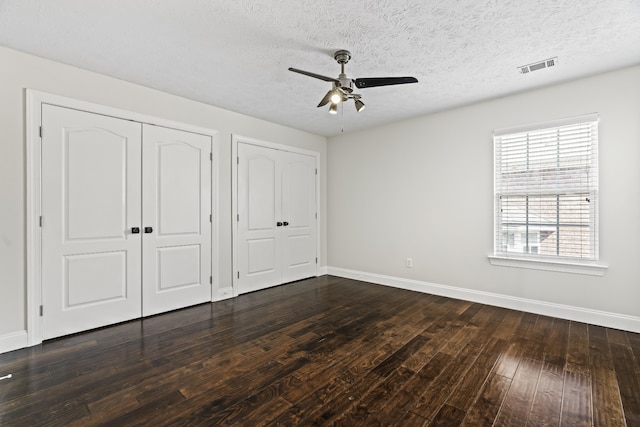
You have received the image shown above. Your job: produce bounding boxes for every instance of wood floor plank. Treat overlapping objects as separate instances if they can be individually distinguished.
[428,403,466,426]
[627,330,640,363]
[446,337,507,412]
[589,324,626,427]
[591,367,626,427]
[493,358,542,426]
[393,409,429,426]
[566,321,590,375]
[560,370,593,426]
[526,361,563,426]
[461,372,512,427]
[525,314,553,361]
[411,338,486,421]
[372,335,430,377]
[492,308,524,340]
[199,385,292,426]
[543,317,570,368]
[334,366,416,425]
[439,307,487,357]
[376,351,454,423]
[1,275,639,426]
[492,340,523,380]
[295,371,385,425]
[608,331,640,426]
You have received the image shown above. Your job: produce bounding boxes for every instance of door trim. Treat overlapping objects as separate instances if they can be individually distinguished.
[26,89,220,347]
[231,134,321,297]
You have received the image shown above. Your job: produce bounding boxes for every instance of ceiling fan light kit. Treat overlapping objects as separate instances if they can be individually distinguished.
[289,50,418,114]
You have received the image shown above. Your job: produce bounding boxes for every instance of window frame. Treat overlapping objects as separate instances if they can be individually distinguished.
[489,114,607,276]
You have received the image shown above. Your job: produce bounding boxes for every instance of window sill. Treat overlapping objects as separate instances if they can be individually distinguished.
[488,255,608,276]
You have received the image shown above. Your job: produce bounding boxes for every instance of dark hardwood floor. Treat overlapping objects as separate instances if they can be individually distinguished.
[1,275,639,426]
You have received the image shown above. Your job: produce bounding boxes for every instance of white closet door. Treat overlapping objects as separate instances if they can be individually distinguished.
[236,143,317,294]
[237,143,282,294]
[141,125,212,316]
[41,105,142,340]
[281,152,317,283]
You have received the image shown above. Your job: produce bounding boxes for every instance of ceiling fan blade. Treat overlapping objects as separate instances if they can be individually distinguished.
[354,76,418,89]
[288,67,339,83]
[317,90,333,107]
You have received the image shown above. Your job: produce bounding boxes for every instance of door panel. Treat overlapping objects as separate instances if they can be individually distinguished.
[248,156,277,230]
[237,144,282,293]
[247,238,277,274]
[41,105,142,340]
[157,142,202,235]
[65,251,127,306]
[142,124,211,316]
[157,245,201,290]
[66,129,129,240]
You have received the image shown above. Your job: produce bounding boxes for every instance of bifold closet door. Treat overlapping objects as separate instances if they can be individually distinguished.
[237,143,317,294]
[237,143,283,294]
[281,152,317,283]
[41,105,213,340]
[141,124,212,316]
[41,105,143,340]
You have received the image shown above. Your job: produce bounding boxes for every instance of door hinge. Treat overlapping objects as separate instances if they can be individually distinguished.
[210,276,212,284]
[237,271,240,279]
[316,257,318,264]
[210,152,213,161]
[315,212,317,220]
[237,214,239,222]
[237,156,240,165]
[39,216,43,227]
[39,305,43,316]
[315,168,318,175]
[210,214,212,223]
[39,126,43,138]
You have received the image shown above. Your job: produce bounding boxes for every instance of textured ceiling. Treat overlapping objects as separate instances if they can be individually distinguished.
[1,0,639,137]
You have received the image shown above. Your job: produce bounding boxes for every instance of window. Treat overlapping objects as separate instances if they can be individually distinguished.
[494,114,599,262]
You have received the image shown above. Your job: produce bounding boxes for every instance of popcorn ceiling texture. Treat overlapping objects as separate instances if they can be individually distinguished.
[0,0,639,136]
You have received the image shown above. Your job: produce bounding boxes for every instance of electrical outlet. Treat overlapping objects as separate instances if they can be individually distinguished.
[406,258,413,268]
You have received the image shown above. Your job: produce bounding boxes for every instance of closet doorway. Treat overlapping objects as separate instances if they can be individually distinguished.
[233,137,319,295]
[27,92,218,342]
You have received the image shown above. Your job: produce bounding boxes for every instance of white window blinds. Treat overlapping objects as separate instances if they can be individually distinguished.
[494,114,599,261]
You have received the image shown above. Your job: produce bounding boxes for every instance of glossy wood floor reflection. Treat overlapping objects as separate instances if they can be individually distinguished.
[1,276,640,426]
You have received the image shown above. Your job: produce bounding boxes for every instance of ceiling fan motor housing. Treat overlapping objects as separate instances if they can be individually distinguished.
[337,75,354,92]
[334,50,351,64]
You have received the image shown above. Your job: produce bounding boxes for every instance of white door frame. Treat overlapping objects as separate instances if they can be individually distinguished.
[231,134,321,297]
[25,89,219,347]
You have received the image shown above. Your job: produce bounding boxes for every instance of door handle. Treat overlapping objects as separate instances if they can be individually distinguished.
[144,227,153,233]
[276,222,283,227]
[283,221,289,226]
[131,227,140,234]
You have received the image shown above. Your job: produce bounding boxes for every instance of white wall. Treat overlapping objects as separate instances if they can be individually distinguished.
[328,65,640,328]
[0,46,327,348]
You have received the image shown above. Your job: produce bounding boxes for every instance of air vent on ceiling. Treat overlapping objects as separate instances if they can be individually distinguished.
[518,57,558,74]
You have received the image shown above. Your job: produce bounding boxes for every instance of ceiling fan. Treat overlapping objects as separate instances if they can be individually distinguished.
[288,50,418,114]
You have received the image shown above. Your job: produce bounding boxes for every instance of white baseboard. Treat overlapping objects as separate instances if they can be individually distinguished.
[0,331,28,355]
[327,267,640,333]
[213,286,234,302]
[318,266,328,276]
